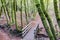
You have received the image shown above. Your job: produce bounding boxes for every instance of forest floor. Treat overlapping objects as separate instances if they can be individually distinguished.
[0,13,47,40]
[0,1,60,39]
[0,12,60,40]
[0,11,36,40]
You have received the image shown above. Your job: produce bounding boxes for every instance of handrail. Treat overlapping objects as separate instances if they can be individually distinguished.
[22,22,32,31]
[21,22,33,38]
[34,24,39,38]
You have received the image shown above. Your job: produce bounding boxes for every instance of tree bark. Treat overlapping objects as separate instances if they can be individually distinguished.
[35,0,55,40]
[53,0,60,27]
[40,0,57,40]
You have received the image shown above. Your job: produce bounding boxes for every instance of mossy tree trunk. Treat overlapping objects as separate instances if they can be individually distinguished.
[26,0,30,19]
[20,0,23,30]
[13,0,18,30]
[0,7,2,17]
[1,0,9,24]
[53,0,60,28]
[24,0,28,24]
[34,0,55,40]
[2,0,10,23]
[27,0,32,21]
[5,5,10,20]
[40,0,57,40]
[11,0,15,24]
[31,0,36,19]
[59,0,60,11]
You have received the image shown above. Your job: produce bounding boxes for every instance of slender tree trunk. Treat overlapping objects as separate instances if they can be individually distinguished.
[24,0,28,24]
[0,7,2,17]
[26,0,30,22]
[13,0,18,30]
[0,9,1,17]
[6,6,10,20]
[1,0,9,24]
[53,0,60,27]
[2,0,10,23]
[20,0,23,30]
[59,0,60,11]
[46,0,49,11]
[32,0,36,19]
[27,0,32,22]
[11,0,15,24]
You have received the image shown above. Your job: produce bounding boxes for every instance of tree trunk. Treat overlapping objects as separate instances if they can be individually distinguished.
[1,0,9,24]
[20,0,23,30]
[34,0,55,40]
[40,0,57,40]
[13,0,18,30]
[0,9,1,17]
[24,0,28,24]
[53,0,60,27]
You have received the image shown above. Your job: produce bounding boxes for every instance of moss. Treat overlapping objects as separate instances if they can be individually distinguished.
[40,0,57,40]
[53,0,60,28]
[57,21,60,27]
[1,0,9,24]
[0,10,1,17]
[24,0,28,24]
[20,0,23,30]
[35,3,55,40]
[13,0,19,31]
[0,7,2,17]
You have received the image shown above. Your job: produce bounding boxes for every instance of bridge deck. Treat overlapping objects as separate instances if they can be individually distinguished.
[22,13,49,40]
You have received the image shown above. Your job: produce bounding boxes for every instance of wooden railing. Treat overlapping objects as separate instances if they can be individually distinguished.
[34,24,49,40]
[34,24,39,38]
[21,22,32,38]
